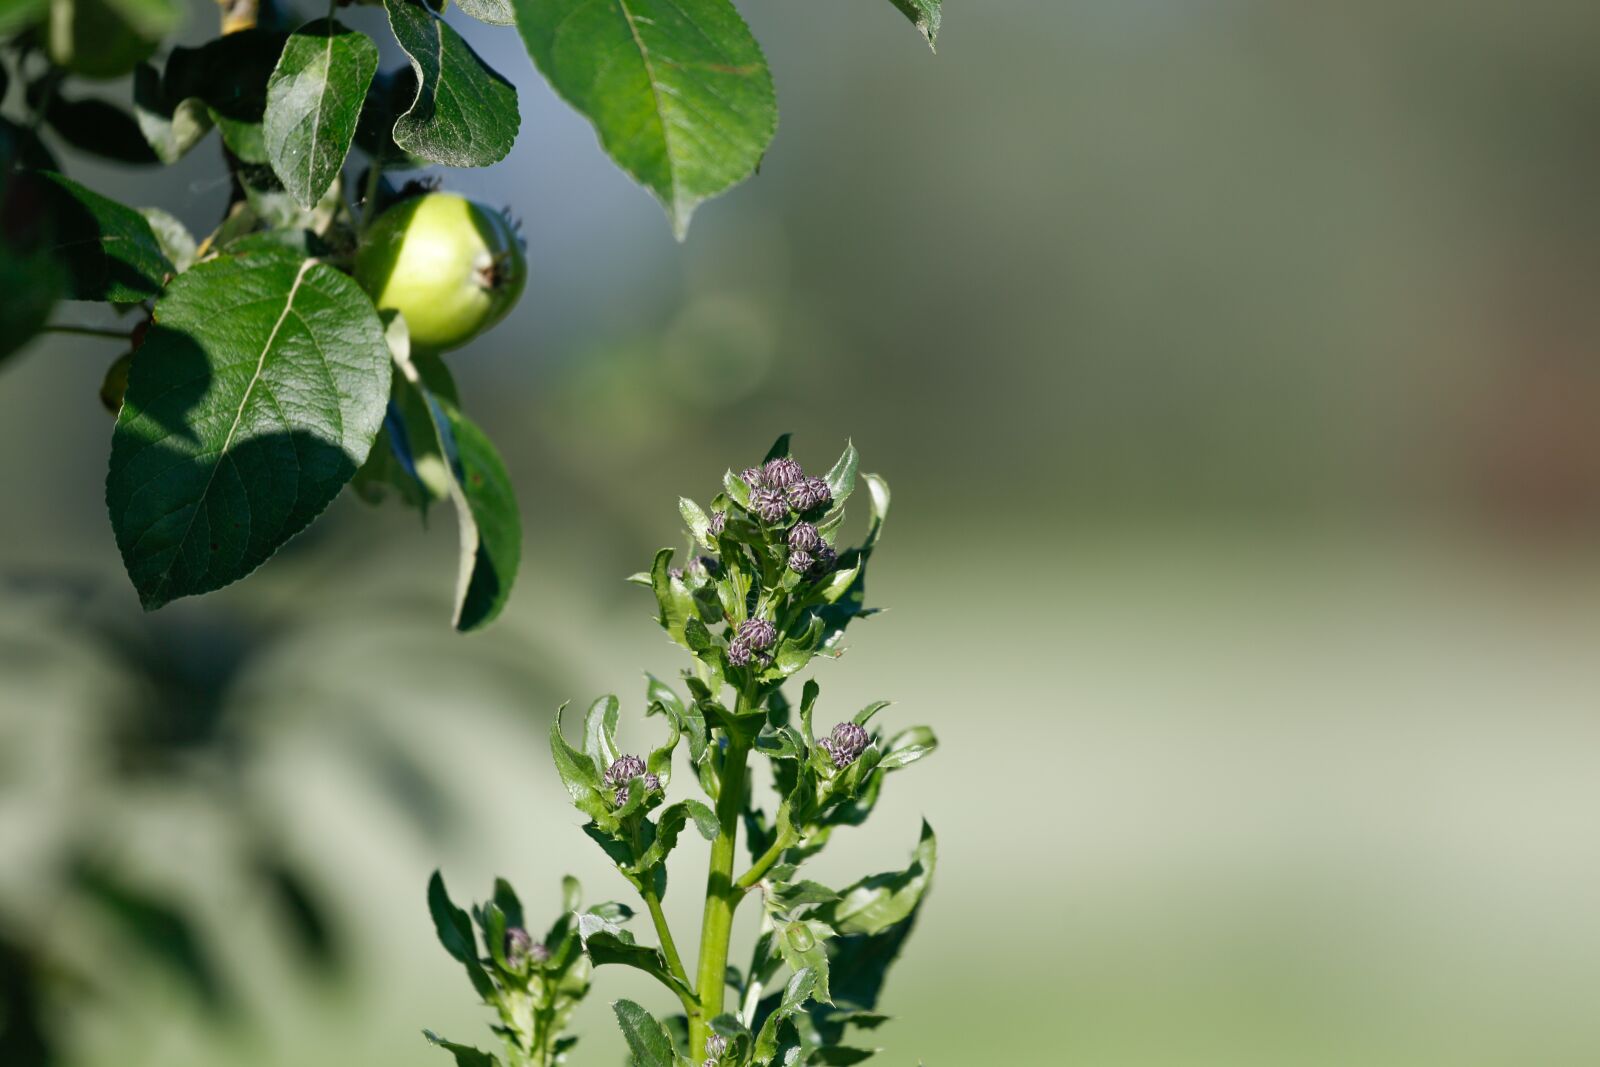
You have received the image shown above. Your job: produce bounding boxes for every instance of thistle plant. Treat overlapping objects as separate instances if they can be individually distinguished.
[425,437,939,1066]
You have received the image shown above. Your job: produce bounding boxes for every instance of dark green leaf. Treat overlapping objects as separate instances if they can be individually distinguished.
[612,999,679,1067]
[32,171,170,301]
[40,93,159,164]
[878,725,936,772]
[580,916,692,998]
[384,0,519,167]
[105,241,390,608]
[265,19,379,209]
[886,0,941,50]
[133,63,214,163]
[164,31,290,166]
[423,1030,502,1067]
[823,441,859,510]
[820,821,935,937]
[762,433,793,463]
[0,239,62,368]
[647,673,707,764]
[512,0,777,238]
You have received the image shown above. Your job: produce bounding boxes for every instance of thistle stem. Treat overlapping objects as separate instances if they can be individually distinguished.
[641,880,691,990]
[690,723,752,1057]
[735,826,799,893]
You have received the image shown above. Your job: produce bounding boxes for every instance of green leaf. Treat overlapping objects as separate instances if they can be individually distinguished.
[512,0,777,238]
[454,0,515,25]
[133,63,214,163]
[583,695,622,774]
[46,0,178,80]
[427,872,496,999]
[423,1030,502,1067]
[388,316,522,630]
[647,673,707,764]
[649,548,695,648]
[762,433,793,463]
[753,967,820,1063]
[161,31,290,166]
[612,999,679,1067]
[820,821,936,937]
[265,19,379,209]
[886,0,941,51]
[32,172,171,301]
[823,441,859,511]
[580,916,693,998]
[38,92,158,164]
[384,0,519,168]
[625,799,708,874]
[138,207,196,274]
[550,703,613,822]
[0,239,62,368]
[680,496,711,547]
[105,242,390,609]
[878,725,936,772]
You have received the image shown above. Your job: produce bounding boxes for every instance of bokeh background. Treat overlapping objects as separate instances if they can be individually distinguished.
[5,1,1600,1064]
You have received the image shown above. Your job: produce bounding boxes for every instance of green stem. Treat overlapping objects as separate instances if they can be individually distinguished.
[359,159,384,231]
[641,878,691,991]
[689,717,753,1058]
[43,324,132,340]
[735,825,798,893]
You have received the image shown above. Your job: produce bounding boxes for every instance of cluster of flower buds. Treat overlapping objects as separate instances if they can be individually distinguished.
[727,616,777,668]
[504,926,549,967]
[743,458,833,525]
[703,1033,728,1065]
[603,754,661,807]
[818,721,870,769]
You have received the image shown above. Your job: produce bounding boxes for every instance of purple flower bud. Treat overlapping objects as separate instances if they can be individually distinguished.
[603,754,647,789]
[708,510,726,536]
[787,477,832,513]
[749,487,789,524]
[727,639,753,668]
[762,457,805,489]
[705,1033,728,1059]
[788,549,813,574]
[786,522,821,552]
[737,617,777,651]
[505,926,534,965]
[740,466,767,491]
[820,722,869,768]
[809,543,837,575]
[669,566,685,580]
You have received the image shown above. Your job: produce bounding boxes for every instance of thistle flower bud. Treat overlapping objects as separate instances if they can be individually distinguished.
[708,510,726,536]
[787,477,831,512]
[809,543,837,575]
[505,926,535,966]
[819,721,869,768]
[669,566,685,580]
[727,639,753,667]
[762,457,805,489]
[788,549,813,574]
[740,466,767,490]
[706,1034,727,1056]
[603,754,647,788]
[736,617,777,651]
[786,522,821,552]
[749,487,789,524]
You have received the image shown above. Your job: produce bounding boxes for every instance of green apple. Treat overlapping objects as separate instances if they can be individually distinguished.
[355,192,526,353]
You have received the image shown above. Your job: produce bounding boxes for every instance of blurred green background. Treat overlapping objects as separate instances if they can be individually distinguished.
[5,1,1600,1064]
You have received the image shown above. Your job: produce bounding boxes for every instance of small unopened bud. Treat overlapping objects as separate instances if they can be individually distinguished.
[819,722,869,768]
[762,457,805,489]
[669,566,685,580]
[705,1033,728,1059]
[709,510,726,536]
[737,617,777,651]
[603,754,647,789]
[788,549,813,574]
[739,466,767,490]
[809,543,837,575]
[727,639,753,668]
[787,477,831,512]
[786,522,820,552]
[505,926,535,966]
[749,487,789,524]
